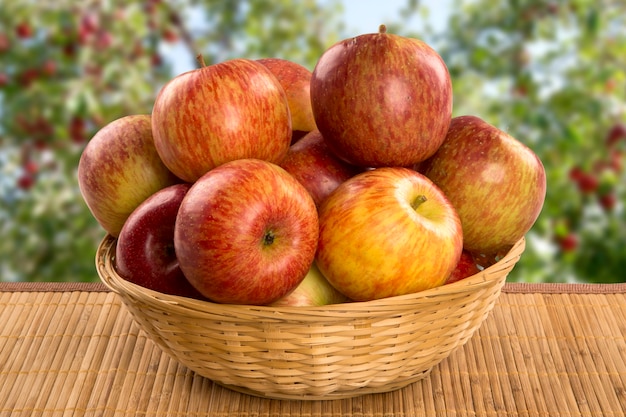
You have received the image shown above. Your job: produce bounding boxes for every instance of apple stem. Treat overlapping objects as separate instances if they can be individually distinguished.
[411,195,428,210]
[379,24,387,34]
[196,54,206,68]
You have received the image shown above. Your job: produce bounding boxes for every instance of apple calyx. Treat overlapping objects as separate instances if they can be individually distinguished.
[263,230,276,247]
[411,194,428,210]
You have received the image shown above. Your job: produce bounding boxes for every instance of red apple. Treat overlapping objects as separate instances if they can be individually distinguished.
[78,114,180,237]
[115,183,205,299]
[269,262,349,307]
[445,250,481,285]
[316,167,463,301]
[417,115,546,254]
[174,158,319,305]
[151,58,292,182]
[310,25,452,167]
[279,130,362,208]
[257,57,317,133]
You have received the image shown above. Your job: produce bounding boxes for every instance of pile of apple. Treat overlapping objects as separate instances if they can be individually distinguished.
[78,25,546,306]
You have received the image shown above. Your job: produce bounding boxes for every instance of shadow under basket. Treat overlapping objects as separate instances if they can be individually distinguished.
[96,235,525,401]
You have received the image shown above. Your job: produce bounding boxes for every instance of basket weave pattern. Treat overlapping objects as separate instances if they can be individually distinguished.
[97,235,525,400]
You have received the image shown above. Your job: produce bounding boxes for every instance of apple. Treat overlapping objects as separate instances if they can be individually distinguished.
[316,167,463,301]
[417,115,546,254]
[78,114,180,237]
[310,25,452,167]
[257,57,317,134]
[151,58,292,183]
[174,158,319,305]
[269,261,349,307]
[445,250,480,285]
[279,130,362,208]
[115,183,206,299]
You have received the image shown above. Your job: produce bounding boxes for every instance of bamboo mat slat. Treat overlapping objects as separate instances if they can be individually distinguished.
[1,283,626,416]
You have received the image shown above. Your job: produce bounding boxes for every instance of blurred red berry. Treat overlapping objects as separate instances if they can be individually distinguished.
[42,59,57,77]
[62,41,77,57]
[569,166,585,182]
[606,122,626,147]
[558,233,579,253]
[15,22,33,39]
[0,33,9,52]
[69,116,86,143]
[0,72,8,87]
[17,174,35,190]
[80,13,100,34]
[598,193,617,212]
[576,173,599,194]
[32,117,54,139]
[151,53,163,67]
[95,31,113,49]
[23,160,39,175]
[162,28,178,43]
[17,68,39,87]
[34,140,48,151]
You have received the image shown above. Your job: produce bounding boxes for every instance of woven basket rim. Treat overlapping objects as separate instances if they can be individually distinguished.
[97,234,525,314]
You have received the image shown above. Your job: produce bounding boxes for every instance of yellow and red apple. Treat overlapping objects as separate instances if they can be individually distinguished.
[257,57,317,136]
[316,167,463,301]
[77,114,180,237]
[270,261,349,307]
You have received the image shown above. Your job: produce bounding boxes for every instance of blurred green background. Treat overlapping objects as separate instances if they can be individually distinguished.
[1,0,625,283]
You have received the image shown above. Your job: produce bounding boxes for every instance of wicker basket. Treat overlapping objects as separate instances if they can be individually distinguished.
[96,234,525,400]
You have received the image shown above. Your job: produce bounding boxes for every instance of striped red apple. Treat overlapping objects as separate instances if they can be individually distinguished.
[174,159,319,305]
[151,58,292,183]
[310,25,452,168]
[418,115,546,255]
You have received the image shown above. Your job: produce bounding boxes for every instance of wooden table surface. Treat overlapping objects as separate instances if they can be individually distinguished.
[1,282,625,416]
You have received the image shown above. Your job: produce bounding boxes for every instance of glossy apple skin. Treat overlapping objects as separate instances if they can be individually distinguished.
[152,59,292,183]
[269,261,349,307]
[77,114,180,237]
[174,159,319,305]
[316,167,463,301]
[279,130,362,208]
[257,58,317,133]
[310,26,452,168]
[115,183,205,300]
[417,115,546,254]
[444,250,481,285]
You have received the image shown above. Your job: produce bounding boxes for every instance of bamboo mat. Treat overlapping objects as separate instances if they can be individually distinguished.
[1,282,626,416]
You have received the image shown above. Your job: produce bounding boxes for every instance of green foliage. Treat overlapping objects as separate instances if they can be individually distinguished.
[414,0,626,282]
[0,0,342,282]
[1,0,625,283]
